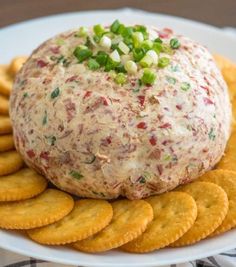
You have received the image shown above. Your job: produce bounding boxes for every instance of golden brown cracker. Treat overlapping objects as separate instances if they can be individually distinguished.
[0,150,24,176]
[0,115,12,134]
[0,95,9,115]
[222,67,236,85]
[0,65,13,97]
[214,54,236,70]
[8,56,27,76]
[0,134,14,152]
[171,182,228,247]
[217,131,236,171]
[0,189,74,229]
[122,192,197,253]
[73,199,153,252]
[199,169,236,235]
[0,168,47,202]
[28,199,113,245]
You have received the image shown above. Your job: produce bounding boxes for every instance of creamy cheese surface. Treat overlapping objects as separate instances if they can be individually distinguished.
[10,25,231,199]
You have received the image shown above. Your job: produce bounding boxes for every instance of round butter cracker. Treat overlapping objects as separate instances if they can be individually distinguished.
[28,199,113,245]
[122,192,197,253]
[171,182,228,247]
[0,168,47,202]
[0,189,74,229]
[73,199,153,252]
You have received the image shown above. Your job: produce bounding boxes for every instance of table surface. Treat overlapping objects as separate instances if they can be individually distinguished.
[0,0,236,29]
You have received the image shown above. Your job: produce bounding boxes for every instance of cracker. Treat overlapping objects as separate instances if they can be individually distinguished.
[222,67,236,84]
[122,192,197,253]
[171,182,228,247]
[0,150,24,176]
[0,189,74,229]
[199,169,236,235]
[0,134,14,152]
[8,56,27,76]
[0,95,9,115]
[73,199,153,252]
[0,115,12,134]
[0,65,13,97]
[28,199,113,245]
[214,54,236,70]
[217,131,236,171]
[0,168,47,202]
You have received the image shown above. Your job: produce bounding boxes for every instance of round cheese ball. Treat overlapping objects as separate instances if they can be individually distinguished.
[10,26,231,199]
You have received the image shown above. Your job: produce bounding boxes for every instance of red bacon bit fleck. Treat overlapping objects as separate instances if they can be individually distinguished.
[40,151,50,161]
[158,32,168,39]
[200,85,210,95]
[65,75,78,83]
[106,136,112,144]
[157,164,163,175]
[149,135,157,146]
[159,123,172,129]
[101,97,109,106]
[64,99,76,122]
[176,104,182,110]
[149,148,161,159]
[163,28,173,34]
[37,60,48,68]
[137,122,147,129]
[162,140,172,146]
[138,95,145,106]
[50,46,60,54]
[83,91,92,99]
[27,149,35,158]
[203,97,214,105]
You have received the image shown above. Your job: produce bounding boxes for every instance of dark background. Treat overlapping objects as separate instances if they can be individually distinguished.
[0,0,236,28]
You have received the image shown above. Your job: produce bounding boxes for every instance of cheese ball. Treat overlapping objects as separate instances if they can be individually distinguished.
[10,24,231,199]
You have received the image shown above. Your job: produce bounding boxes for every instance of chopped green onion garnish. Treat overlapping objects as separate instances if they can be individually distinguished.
[152,42,163,54]
[141,69,156,85]
[56,39,65,45]
[88,58,100,70]
[154,37,163,43]
[158,57,170,68]
[69,170,84,180]
[117,24,126,35]
[141,40,153,50]
[73,47,92,62]
[93,24,105,37]
[166,76,176,84]
[115,63,127,73]
[132,32,144,47]
[114,73,127,85]
[75,26,88,37]
[51,87,60,99]
[100,36,112,49]
[133,25,148,39]
[133,48,145,62]
[181,82,191,91]
[124,60,138,74]
[96,51,108,66]
[170,38,181,49]
[140,54,153,68]
[110,20,121,33]
[104,58,118,72]
[118,41,130,55]
[146,50,158,65]
[162,44,174,55]
[109,49,120,63]
[122,27,133,38]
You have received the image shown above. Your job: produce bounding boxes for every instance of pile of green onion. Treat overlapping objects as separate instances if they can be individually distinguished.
[73,20,181,86]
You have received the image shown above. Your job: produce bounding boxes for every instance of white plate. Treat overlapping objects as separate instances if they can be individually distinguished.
[0,8,236,267]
